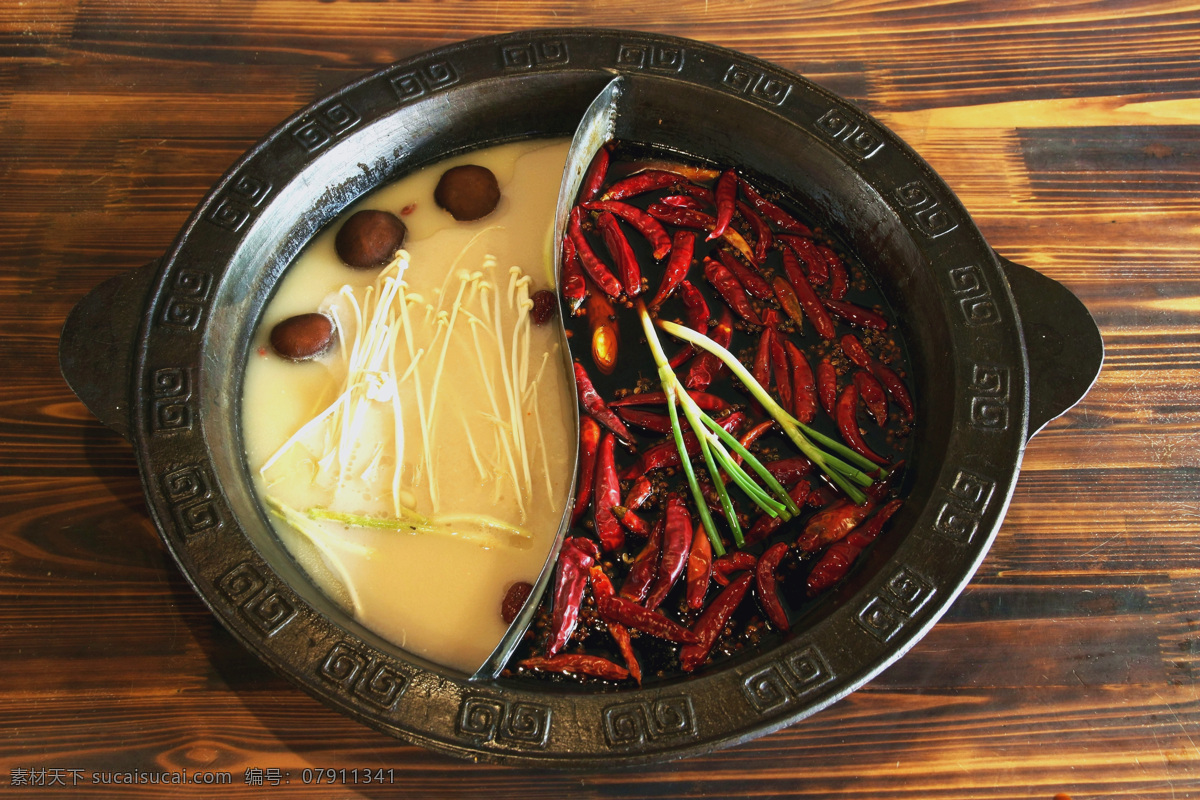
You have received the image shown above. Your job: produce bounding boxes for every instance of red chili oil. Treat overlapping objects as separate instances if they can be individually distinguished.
[503,143,916,687]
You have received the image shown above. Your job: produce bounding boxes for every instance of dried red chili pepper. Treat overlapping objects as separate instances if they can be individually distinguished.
[660,194,707,211]
[624,474,654,511]
[686,526,713,610]
[680,572,753,672]
[806,499,903,595]
[592,432,626,552]
[570,416,602,527]
[836,383,888,466]
[596,592,700,644]
[602,169,681,201]
[521,654,629,681]
[644,495,693,610]
[777,240,806,287]
[772,276,805,332]
[684,306,733,391]
[733,420,775,465]
[736,175,811,235]
[560,233,587,314]
[870,360,914,421]
[547,537,598,656]
[610,391,667,409]
[585,290,619,375]
[668,279,710,369]
[621,514,662,603]
[807,482,838,508]
[784,340,817,424]
[589,564,615,601]
[609,390,730,413]
[588,565,612,603]
[756,541,790,631]
[619,436,683,481]
[780,248,835,339]
[589,565,642,684]
[596,211,642,298]
[841,335,913,419]
[795,494,876,553]
[819,244,849,301]
[646,202,713,231]
[753,325,774,393]
[840,333,871,369]
[581,200,672,261]
[646,204,756,263]
[579,145,610,202]
[737,200,773,264]
[696,479,726,517]
[712,551,758,587]
[704,257,762,326]
[716,229,758,272]
[679,277,711,328]
[634,161,719,181]
[770,334,792,414]
[574,361,633,445]
[612,505,652,537]
[745,480,810,545]
[854,370,889,426]
[824,298,888,330]
[568,206,623,299]
[672,181,715,204]
[852,498,907,550]
[615,407,674,435]
[779,234,828,287]
[648,229,695,310]
[763,457,813,485]
[817,357,838,416]
[619,411,745,479]
[708,169,737,241]
[717,249,773,302]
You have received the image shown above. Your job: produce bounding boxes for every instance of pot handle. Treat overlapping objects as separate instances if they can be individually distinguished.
[58,261,161,441]
[996,254,1103,441]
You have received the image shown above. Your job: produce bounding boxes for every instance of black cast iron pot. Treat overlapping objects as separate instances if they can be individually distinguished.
[59,29,1102,767]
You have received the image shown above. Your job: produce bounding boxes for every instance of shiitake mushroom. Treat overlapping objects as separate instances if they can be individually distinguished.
[434,164,500,221]
[334,209,407,269]
[270,313,335,361]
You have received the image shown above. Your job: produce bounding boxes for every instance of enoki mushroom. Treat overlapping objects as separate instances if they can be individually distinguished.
[261,247,546,556]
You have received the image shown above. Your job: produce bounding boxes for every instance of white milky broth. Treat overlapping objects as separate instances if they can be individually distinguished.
[242,140,575,673]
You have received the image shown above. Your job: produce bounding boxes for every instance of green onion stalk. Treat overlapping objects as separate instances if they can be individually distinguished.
[637,301,802,555]
[269,498,530,542]
[656,318,884,504]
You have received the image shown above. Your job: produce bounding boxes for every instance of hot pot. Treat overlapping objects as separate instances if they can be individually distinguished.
[59,29,1102,766]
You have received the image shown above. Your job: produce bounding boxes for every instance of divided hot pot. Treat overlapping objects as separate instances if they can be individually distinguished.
[59,29,1102,766]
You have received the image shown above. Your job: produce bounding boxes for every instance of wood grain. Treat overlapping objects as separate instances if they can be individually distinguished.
[3,1,1200,797]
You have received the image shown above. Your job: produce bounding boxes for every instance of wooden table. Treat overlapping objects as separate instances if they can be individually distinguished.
[5,2,1198,797]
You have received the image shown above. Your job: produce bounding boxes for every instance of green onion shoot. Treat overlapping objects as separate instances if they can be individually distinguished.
[637,301,807,554]
[656,318,883,503]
